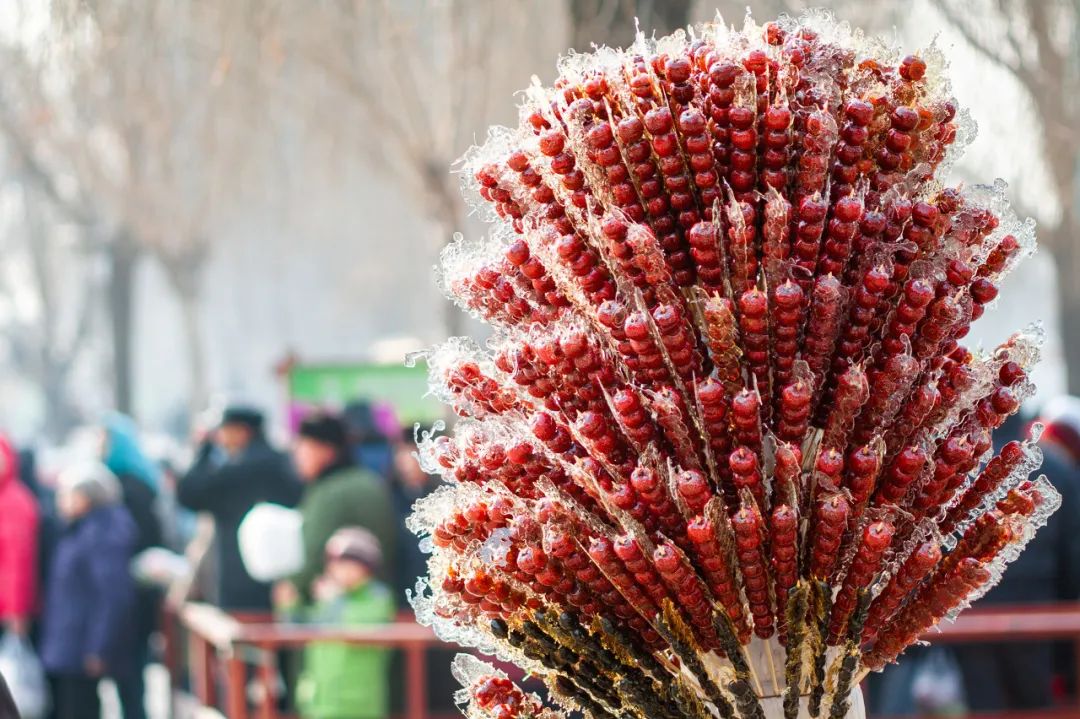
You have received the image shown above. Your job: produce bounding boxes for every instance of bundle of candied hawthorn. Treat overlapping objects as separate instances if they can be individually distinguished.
[407,11,1058,719]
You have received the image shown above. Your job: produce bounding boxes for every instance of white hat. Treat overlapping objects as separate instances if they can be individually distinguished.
[57,461,122,507]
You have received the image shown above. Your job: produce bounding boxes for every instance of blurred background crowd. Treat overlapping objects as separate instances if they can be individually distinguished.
[0,0,1078,718]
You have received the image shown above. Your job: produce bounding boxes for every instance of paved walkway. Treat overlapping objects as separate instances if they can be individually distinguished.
[99,665,172,719]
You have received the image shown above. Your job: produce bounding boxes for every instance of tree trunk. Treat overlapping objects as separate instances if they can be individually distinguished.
[106,230,139,414]
[1047,210,1080,393]
[40,362,79,441]
[167,262,209,416]
[178,288,208,414]
[427,177,468,340]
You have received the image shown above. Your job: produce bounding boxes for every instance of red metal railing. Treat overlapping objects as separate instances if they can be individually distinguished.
[166,601,1080,719]
[870,603,1080,719]
[167,603,456,719]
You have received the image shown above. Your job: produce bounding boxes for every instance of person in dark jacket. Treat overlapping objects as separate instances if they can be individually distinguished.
[40,462,137,719]
[99,416,164,719]
[343,401,395,483]
[389,428,439,600]
[951,411,1080,711]
[178,407,302,611]
[276,413,395,605]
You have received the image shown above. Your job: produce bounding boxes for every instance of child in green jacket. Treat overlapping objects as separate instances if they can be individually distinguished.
[287,527,395,719]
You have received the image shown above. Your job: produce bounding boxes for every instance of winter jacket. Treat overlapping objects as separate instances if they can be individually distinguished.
[0,436,39,623]
[178,437,303,610]
[39,505,137,677]
[296,581,395,719]
[290,464,397,601]
[115,471,165,649]
[390,473,439,601]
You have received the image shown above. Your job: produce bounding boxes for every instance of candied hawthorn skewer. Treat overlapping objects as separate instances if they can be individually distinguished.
[686,513,751,641]
[701,295,744,394]
[845,443,884,520]
[827,521,894,643]
[862,539,943,643]
[612,387,659,449]
[808,494,850,583]
[885,380,941,456]
[738,288,772,400]
[727,102,760,205]
[853,352,919,445]
[732,502,775,639]
[873,444,929,508]
[820,363,869,453]
[909,428,980,522]
[777,377,813,451]
[468,672,544,719]
[730,446,766,514]
[771,280,805,392]
[769,503,800,635]
[831,99,874,202]
[653,541,722,651]
[687,221,725,295]
[802,274,845,407]
[791,195,829,289]
[629,465,685,541]
[864,557,990,670]
[731,387,765,458]
[817,195,864,278]
[830,265,890,377]
[762,189,793,289]
[942,440,1032,534]
[727,199,759,294]
[586,535,661,632]
[878,278,935,359]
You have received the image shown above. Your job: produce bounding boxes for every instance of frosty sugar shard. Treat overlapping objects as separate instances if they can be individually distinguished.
[406,10,1056,719]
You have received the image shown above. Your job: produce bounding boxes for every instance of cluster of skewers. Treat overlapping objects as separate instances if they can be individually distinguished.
[407,11,1058,719]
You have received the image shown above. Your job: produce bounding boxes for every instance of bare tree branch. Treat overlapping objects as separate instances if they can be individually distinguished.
[933,0,1022,76]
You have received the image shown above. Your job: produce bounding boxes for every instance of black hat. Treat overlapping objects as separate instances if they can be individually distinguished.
[221,406,264,432]
[298,412,350,450]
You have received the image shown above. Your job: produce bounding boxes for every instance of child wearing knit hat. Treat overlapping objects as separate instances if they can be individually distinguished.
[286,527,394,719]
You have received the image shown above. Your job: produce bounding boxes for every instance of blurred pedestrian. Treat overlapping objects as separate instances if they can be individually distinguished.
[389,429,438,600]
[279,413,395,603]
[155,458,196,553]
[0,435,39,642]
[1039,395,1080,467]
[279,527,394,719]
[343,401,396,482]
[178,406,301,610]
[40,462,137,719]
[99,415,163,719]
[386,428,457,714]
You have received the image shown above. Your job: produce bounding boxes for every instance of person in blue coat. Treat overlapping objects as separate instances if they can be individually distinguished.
[39,462,137,719]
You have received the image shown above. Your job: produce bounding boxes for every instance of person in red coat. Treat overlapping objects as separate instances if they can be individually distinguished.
[0,434,39,639]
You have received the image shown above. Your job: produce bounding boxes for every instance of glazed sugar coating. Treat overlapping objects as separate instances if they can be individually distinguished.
[411,10,1057,719]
